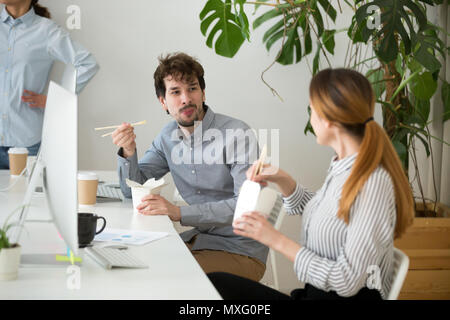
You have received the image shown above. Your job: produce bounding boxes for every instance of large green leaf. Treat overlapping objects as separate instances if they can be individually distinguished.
[234,0,250,40]
[253,7,283,29]
[412,25,444,73]
[200,0,248,58]
[412,131,431,157]
[407,57,423,73]
[277,23,302,65]
[313,42,322,75]
[255,1,332,66]
[257,9,303,65]
[366,68,385,100]
[392,139,408,167]
[355,0,428,63]
[410,72,437,100]
[415,98,430,123]
[322,29,336,54]
[311,1,325,35]
[304,106,315,136]
[317,0,337,22]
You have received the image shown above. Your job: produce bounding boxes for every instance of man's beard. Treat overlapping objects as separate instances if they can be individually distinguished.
[176,104,200,127]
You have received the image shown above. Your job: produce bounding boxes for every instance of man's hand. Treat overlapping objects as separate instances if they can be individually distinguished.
[136,194,181,221]
[111,123,136,158]
[22,90,47,108]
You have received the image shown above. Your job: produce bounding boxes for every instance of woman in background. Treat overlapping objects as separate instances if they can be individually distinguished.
[0,0,99,169]
[208,68,414,300]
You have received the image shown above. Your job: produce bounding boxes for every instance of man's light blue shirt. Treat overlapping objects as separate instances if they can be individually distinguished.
[117,106,269,264]
[0,7,99,147]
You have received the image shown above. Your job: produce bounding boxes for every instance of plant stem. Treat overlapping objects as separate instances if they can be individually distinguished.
[245,1,278,7]
[398,123,450,147]
[424,123,439,213]
[390,70,419,103]
[246,0,306,8]
[409,137,427,214]
[260,10,289,101]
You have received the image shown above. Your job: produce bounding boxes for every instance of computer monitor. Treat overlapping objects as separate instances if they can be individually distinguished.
[11,81,79,256]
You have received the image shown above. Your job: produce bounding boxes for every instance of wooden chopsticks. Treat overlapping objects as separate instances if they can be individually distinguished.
[95,120,147,137]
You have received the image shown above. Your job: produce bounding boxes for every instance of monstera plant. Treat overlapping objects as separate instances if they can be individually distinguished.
[199,0,449,215]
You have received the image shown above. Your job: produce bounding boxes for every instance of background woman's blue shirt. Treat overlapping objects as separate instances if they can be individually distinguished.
[0,7,99,147]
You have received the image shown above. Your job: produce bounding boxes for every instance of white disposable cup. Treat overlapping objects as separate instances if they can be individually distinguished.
[77,172,98,205]
[8,148,28,176]
[131,186,163,214]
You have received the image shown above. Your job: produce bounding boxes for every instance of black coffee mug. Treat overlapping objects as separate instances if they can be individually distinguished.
[78,213,106,248]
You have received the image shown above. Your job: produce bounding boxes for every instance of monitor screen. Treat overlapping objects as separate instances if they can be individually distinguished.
[41,81,78,255]
[13,81,79,256]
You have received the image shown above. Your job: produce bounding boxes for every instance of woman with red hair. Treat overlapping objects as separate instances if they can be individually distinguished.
[208,68,414,300]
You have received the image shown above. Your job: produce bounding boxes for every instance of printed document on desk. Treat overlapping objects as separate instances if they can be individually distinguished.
[94,228,169,245]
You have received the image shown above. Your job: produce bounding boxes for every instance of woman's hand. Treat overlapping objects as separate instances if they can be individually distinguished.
[22,90,47,108]
[233,211,282,248]
[233,211,302,263]
[246,162,297,197]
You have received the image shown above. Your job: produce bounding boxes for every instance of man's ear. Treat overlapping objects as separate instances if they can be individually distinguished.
[159,96,167,111]
[202,90,206,103]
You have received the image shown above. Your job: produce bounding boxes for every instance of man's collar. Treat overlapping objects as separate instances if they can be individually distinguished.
[1,6,36,26]
[199,104,214,132]
[177,104,215,140]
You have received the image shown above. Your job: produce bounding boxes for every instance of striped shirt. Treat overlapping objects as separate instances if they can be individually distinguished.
[283,154,396,299]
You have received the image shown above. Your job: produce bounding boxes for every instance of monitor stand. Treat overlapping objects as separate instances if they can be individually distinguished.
[20,251,83,268]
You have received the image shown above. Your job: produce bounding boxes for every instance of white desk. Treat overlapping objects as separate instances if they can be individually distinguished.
[0,170,221,299]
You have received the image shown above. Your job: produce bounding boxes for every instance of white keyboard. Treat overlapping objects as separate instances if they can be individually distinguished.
[85,246,148,269]
[97,183,125,201]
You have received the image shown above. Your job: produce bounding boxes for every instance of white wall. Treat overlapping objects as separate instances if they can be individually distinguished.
[35,0,369,293]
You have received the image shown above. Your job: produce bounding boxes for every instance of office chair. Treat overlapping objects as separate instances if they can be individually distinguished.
[386,247,410,300]
[267,206,286,291]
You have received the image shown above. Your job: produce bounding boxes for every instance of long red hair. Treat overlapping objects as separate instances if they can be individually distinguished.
[309,68,414,239]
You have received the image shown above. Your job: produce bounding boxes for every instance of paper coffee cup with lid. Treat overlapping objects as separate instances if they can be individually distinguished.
[127,177,168,214]
[78,172,99,205]
[8,147,29,176]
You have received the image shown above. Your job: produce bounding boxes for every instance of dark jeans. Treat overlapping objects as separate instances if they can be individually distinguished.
[0,141,41,170]
[207,272,382,300]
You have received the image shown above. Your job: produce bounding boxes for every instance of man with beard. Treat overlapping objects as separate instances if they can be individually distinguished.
[111,52,267,281]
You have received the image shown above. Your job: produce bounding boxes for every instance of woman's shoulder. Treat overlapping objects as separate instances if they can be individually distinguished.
[364,165,395,195]
[34,15,68,37]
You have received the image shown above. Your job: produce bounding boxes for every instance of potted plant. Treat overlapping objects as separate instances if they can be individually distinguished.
[197,0,450,299]
[0,206,25,281]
